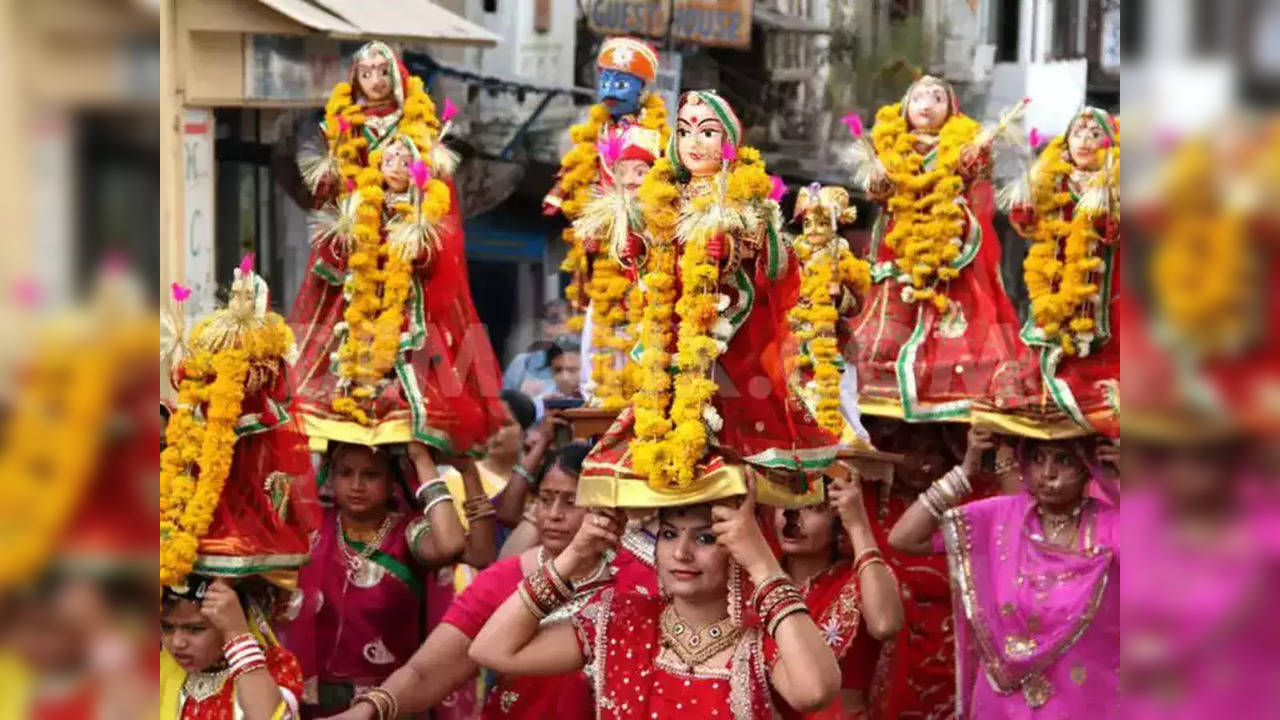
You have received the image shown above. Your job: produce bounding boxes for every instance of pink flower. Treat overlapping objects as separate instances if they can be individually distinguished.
[1022,96,1032,105]
[1028,127,1043,148]
[840,112,864,137]
[171,282,192,303]
[337,116,351,133]
[410,159,431,189]
[768,174,787,202]
[442,98,458,123]
[345,178,357,192]
[239,253,256,274]
[597,134,623,164]
[721,141,738,164]
[1100,136,1113,148]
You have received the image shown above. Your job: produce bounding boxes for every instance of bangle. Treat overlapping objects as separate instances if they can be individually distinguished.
[416,479,452,505]
[851,547,881,568]
[765,599,810,636]
[464,497,496,522]
[856,557,889,576]
[749,573,790,608]
[513,464,534,482]
[423,493,454,515]
[353,688,397,720]
[918,486,945,519]
[517,560,573,619]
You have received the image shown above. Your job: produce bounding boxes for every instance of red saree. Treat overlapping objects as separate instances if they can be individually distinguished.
[442,546,657,719]
[869,493,958,720]
[573,589,778,720]
[778,562,878,720]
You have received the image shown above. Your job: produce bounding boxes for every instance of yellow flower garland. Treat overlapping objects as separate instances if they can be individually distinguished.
[556,94,670,331]
[871,104,980,312]
[789,238,870,436]
[1150,138,1251,356]
[587,256,634,410]
[1023,138,1117,355]
[323,75,451,423]
[160,312,295,587]
[632,147,773,489]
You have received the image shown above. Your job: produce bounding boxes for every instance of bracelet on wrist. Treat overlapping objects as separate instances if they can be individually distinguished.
[417,479,453,507]
[513,464,534,482]
[353,688,397,720]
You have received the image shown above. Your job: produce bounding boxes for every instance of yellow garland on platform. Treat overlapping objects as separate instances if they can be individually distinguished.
[789,239,870,436]
[1023,139,1116,355]
[323,75,450,423]
[632,148,773,489]
[587,256,634,410]
[159,311,295,587]
[632,157,680,484]
[871,103,980,313]
[556,95,670,328]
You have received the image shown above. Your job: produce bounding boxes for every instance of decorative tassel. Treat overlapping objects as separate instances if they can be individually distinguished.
[386,208,440,265]
[430,142,460,178]
[308,192,363,256]
[298,149,340,195]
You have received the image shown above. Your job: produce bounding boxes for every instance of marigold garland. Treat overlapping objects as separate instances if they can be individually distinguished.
[632,148,775,489]
[1023,138,1117,356]
[587,256,634,410]
[1150,138,1252,357]
[789,238,870,436]
[556,95,670,328]
[159,311,295,587]
[871,103,980,313]
[322,75,451,423]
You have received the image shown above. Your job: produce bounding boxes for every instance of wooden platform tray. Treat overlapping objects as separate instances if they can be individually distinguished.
[562,407,621,441]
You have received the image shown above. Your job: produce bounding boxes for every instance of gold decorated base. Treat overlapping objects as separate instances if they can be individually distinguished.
[563,407,621,441]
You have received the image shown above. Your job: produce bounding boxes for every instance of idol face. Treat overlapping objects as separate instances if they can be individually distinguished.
[1067,114,1109,171]
[615,158,652,194]
[905,79,952,132]
[676,97,726,177]
[356,51,394,106]
[380,141,413,192]
[802,210,835,246]
[597,68,645,119]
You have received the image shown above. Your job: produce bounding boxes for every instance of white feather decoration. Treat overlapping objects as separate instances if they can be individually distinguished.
[308,191,363,256]
[837,139,882,190]
[299,149,340,195]
[386,202,440,264]
[430,142,460,179]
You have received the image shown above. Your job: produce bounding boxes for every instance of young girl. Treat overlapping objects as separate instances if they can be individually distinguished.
[160,577,303,720]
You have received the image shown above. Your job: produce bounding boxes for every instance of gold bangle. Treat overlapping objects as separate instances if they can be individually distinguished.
[856,557,889,575]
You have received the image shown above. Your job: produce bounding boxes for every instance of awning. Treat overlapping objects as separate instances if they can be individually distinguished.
[752,7,830,34]
[257,0,500,46]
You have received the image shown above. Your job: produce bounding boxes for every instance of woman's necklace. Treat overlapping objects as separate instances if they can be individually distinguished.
[1037,503,1083,545]
[659,603,742,671]
[182,664,231,703]
[338,512,394,581]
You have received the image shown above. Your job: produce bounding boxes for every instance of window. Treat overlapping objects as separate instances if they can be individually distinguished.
[483,0,497,13]
[534,0,550,33]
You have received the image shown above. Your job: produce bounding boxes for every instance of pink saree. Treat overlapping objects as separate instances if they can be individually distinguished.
[940,493,1118,719]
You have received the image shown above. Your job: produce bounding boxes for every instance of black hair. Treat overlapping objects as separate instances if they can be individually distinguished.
[533,441,592,490]
[500,389,537,431]
[545,337,582,367]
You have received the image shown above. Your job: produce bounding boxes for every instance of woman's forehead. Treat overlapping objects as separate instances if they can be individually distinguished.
[660,504,714,524]
[359,54,390,70]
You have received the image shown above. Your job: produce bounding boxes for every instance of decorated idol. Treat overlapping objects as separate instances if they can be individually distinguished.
[290,41,505,454]
[572,123,663,409]
[159,263,321,720]
[577,89,841,508]
[786,184,872,445]
[980,108,1121,436]
[848,75,1022,423]
[544,37,669,332]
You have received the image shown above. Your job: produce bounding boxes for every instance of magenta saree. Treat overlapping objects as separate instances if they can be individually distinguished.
[280,507,430,716]
[940,493,1118,718]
